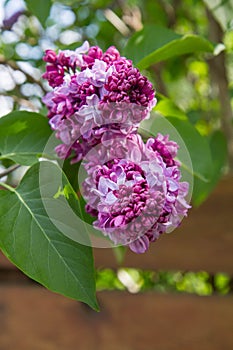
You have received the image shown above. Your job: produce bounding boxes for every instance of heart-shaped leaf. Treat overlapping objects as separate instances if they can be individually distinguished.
[0,161,98,310]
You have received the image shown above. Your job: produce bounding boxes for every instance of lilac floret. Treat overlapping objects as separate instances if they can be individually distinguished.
[42,41,90,87]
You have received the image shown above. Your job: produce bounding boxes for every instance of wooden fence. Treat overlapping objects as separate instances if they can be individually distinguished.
[0,177,233,350]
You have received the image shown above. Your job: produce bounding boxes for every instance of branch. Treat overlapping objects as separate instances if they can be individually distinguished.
[1,93,39,111]
[104,9,131,36]
[0,55,46,93]
[122,5,143,32]
[0,164,21,180]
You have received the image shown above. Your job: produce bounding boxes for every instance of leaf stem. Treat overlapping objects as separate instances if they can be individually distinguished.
[0,181,15,192]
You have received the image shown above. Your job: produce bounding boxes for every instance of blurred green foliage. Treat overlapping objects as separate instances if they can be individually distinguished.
[96,268,232,296]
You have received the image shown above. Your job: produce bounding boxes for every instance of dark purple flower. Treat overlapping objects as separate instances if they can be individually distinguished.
[43,49,57,64]
[83,46,103,68]
[100,61,156,122]
[42,42,90,87]
[82,134,191,253]
[103,63,155,107]
[102,46,121,65]
[42,64,65,88]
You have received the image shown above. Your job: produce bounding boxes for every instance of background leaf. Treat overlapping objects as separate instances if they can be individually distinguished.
[140,114,213,204]
[25,0,52,26]
[0,111,56,165]
[192,130,228,205]
[0,161,98,310]
[166,117,213,184]
[123,25,214,69]
[165,117,216,206]
[155,98,188,120]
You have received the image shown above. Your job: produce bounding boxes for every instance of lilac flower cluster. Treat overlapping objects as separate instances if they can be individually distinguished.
[42,41,156,163]
[42,42,191,253]
[82,133,190,253]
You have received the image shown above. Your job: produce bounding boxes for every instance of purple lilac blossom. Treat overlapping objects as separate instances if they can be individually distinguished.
[42,42,191,253]
[82,133,191,253]
[42,41,156,163]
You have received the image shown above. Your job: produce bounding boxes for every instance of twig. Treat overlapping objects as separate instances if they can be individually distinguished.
[1,93,39,111]
[122,5,143,32]
[104,9,131,36]
[0,55,46,93]
[0,164,21,179]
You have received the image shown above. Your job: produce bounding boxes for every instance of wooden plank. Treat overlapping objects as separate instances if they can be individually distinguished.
[0,253,14,269]
[0,286,232,350]
[94,177,233,273]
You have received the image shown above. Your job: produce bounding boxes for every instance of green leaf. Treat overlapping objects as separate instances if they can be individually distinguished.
[123,25,214,69]
[209,131,227,181]
[166,117,213,184]
[155,98,188,120]
[60,158,95,225]
[0,111,56,165]
[140,114,214,205]
[192,130,227,206]
[165,117,216,206]
[141,114,212,183]
[25,0,52,26]
[0,161,98,310]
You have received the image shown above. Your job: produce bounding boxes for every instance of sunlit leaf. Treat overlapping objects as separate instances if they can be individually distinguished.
[123,25,214,69]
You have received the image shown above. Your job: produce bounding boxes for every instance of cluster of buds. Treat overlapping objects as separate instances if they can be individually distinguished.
[42,42,190,253]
